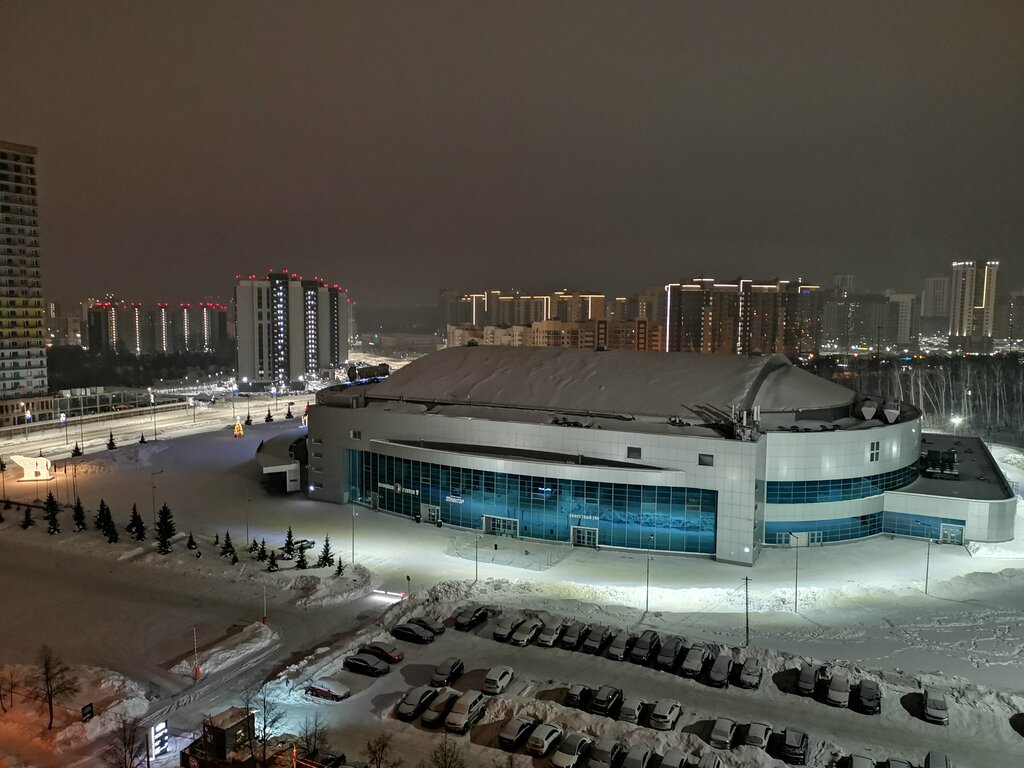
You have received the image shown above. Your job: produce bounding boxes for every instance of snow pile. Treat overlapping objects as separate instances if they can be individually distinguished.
[171,622,279,676]
[54,668,148,748]
[292,564,375,608]
[71,442,169,473]
[966,541,1024,559]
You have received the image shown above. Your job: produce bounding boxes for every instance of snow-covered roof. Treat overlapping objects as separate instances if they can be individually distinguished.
[362,346,855,419]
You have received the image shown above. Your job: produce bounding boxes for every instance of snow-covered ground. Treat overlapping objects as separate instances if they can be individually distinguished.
[1,422,1023,765]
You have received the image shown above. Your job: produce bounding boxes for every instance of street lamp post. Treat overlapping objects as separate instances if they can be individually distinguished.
[644,533,655,614]
[59,412,68,444]
[786,531,800,613]
[232,385,238,419]
[351,508,358,564]
[20,403,30,439]
[914,521,932,594]
[475,533,483,583]
[150,469,164,525]
[149,389,157,441]
[950,415,962,436]
[271,386,279,412]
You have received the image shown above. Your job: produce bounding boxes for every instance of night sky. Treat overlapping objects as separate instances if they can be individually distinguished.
[1,1,1021,308]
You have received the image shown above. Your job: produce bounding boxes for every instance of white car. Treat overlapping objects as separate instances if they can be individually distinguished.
[537,621,566,647]
[618,696,646,724]
[493,612,526,641]
[527,723,564,756]
[588,737,626,768]
[827,673,851,707]
[481,665,514,694]
[551,731,594,768]
[305,678,350,701]
[745,721,772,749]
[649,699,681,730]
[444,690,487,734]
[510,617,544,646]
[709,717,737,749]
[622,744,655,768]
[660,748,691,768]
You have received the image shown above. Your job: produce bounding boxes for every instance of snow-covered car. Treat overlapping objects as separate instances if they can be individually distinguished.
[561,621,592,650]
[826,672,851,707]
[660,748,691,768]
[781,728,809,765]
[681,642,712,677]
[394,685,437,721]
[581,625,612,654]
[745,721,772,749]
[849,756,874,768]
[537,621,566,647]
[409,616,445,635]
[588,737,626,768]
[622,744,655,768]
[618,696,646,724]
[421,689,459,728]
[606,630,635,660]
[454,605,488,631]
[429,656,465,687]
[498,714,539,749]
[510,617,544,646]
[922,688,949,725]
[708,652,734,687]
[649,699,681,730]
[527,723,564,756]
[709,717,737,749]
[797,662,827,696]
[737,657,763,689]
[564,683,592,710]
[590,685,622,716]
[551,731,594,768]
[343,653,389,677]
[444,690,487,734]
[656,636,686,671]
[696,754,723,768]
[924,754,953,768]
[493,613,526,641]
[481,665,514,694]
[359,642,404,664]
[856,679,882,714]
[306,678,350,701]
[882,761,912,768]
[629,630,661,665]
[391,623,434,645]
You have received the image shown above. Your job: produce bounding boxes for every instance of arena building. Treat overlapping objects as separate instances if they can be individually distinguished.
[306,347,1015,565]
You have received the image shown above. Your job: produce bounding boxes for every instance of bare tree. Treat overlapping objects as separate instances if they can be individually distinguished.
[29,645,80,729]
[416,733,466,768]
[364,731,403,768]
[103,713,146,768]
[243,684,287,767]
[296,712,329,758]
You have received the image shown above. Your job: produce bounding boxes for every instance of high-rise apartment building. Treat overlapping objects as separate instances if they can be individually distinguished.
[920,275,952,336]
[235,270,353,385]
[0,140,51,428]
[949,260,999,351]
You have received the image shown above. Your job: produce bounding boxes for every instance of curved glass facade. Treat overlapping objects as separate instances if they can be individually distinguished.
[766,511,965,544]
[766,462,919,504]
[348,450,717,553]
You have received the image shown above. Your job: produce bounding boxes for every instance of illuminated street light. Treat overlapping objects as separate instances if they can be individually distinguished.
[950,415,962,436]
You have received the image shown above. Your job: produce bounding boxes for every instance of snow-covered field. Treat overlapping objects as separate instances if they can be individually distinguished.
[0,420,1022,766]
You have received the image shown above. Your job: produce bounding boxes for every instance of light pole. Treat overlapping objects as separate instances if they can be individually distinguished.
[187,396,196,424]
[742,576,751,646]
[20,403,30,439]
[150,469,164,525]
[786,531,800,613]
[271,386,279,412]
[950,415,962,436]
[475,533,483,583]
[149,389,157,441]
[644,533,655,614]
[351,508,358,564]
[231,384,238,419]
[60,412,68,444]
[914,521,932,594]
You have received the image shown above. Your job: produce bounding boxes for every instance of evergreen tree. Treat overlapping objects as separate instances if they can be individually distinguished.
[264,408,273,422]
[282,526,295,558]
[267,550,279,572]
[71,442,83,457]
[220,530,234,557]
[71,498,86,531]
[315,534,335,568]
[105,522,120,544]
[285,406,294,419]
[94,499,112,536]
[20,506,34,529]
[295,543,309,570]
[186,532,198,550]
[213,532,219,545]
[43,492,60,535]
[126,504,146,541]
[230,551,239,565]
[334,558,346,577]
[257,538,267,562]
[155,503,175,554]
[139,433,147,444]
[248,538,259,554]
[106,431,117,450]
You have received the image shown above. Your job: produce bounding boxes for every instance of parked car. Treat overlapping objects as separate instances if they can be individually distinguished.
[588,737,626,768]
[538,620,567,647]
[454,605,488,631]
[656,636,686,671]
[737,657,764,689]
[510,617,544,646]
[618,696,646,724]
[444,690,487,734]
[420,689,459,728]
[924,753,953,768]
[696,754,723,768]
[481,665,515,694]
[561,621,592,650]
[660,748,691,768]
[391,623,435,645]
[394,686,437,721]
[826,673,851,707]
[849,756,874,768]
[498,714,539,749]
[429,657,465,687]
[680,642,712,677]
[882,760,913,768]
[709,717,737,749]
[781,728,809,765]
[306,678,350,701]
[797,662,826,696]
[922,688,949,725]
[493,613,526,641]
[564,683,592,710]
[582,625,612,654]
[622,744,655,768]
[745,721,772,749]
[590,685,623,716]
[527,723,564,756]
[343,654,389,677]
[551,732,594,768]
[855,679,882,714]
[708,652,734,687]
[409,616,445,635]
[606,630,635,660]
[629,630,661,665]
[649,699,682,730]
[359,642,404,664]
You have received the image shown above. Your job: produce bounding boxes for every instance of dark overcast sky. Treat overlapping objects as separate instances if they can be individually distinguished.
[1,1,1021,308]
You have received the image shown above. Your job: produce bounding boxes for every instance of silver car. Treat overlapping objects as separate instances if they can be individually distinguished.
[922,688,949,725]
[537,621,566,647]
[660,748,691,768]
[709,717,736,749]
[587,737,626,768]
[826,673,851,707]
[510,616,544,646]
[738,656,763,688]
[493,612,526,641]
[649,699,681,730]
[618,696,646,724]
[745,721,772,749]
[622,745,655,768]
[606,629,634,660]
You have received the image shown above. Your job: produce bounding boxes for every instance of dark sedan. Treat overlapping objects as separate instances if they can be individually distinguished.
[391,623,435,644]
[343,653,390,677]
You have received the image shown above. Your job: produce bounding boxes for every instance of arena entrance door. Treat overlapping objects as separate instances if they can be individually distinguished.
[483,515,519,538]
[571,526,598,548]
[939,524,964,545]
[420,503,440,523]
